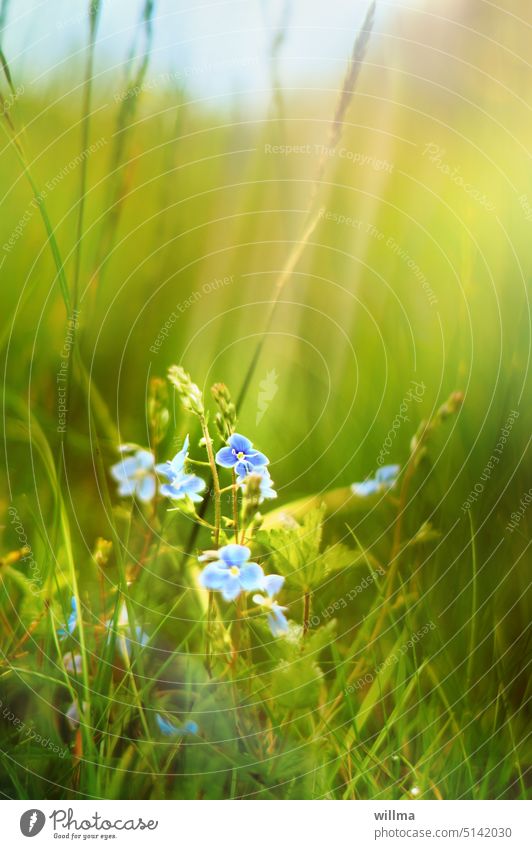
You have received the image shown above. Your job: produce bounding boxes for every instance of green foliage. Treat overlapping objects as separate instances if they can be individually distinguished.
[0,4,529,802]
[257,507,326,589]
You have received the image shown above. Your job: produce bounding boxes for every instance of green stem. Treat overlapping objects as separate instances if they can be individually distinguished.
[205,590,215,678]
[232,470,239,542]
[72,1,101,311]
[200,416,221,546]
[303,590,311,636]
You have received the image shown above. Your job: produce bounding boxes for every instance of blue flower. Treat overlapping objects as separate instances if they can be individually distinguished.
[111,448,156,503]
[58,596,78,640]
[237,465,277,502]
[199,544,264,601]
[252,574,288,636]
[216,433,269,477]
[65,699,88,731]
[351,464,400,496]
[155,713,199,737]
[155,435,206,503]
[63,653,82,675]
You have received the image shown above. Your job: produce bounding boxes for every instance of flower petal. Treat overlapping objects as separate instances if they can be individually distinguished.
[252,593,267,605]
[156,714,198,737]
[118,478,137,497]
[351,479,379,496]
[159,482,181,499]
[110,455,140,481]
[168,440,189,475]
[215,446,236,467]
[63,653,82,674]
[221,575,243,601]
[228,433,252,454]
[247,450,269,467]
[219,544,250,566]
[239,562,265,590]
[198,550,219,563]
[375,464,400,484]
[262,574,284,598]
[66,701,81,730]
[199,563,228,590]
[155,461,174,480]
[136,474,156,503]
[188,490,204,503]
[235,460,253,477]
[183,475,205,494]
[136,449,155,470]
[268,606,289,636]
[156,714,179,736]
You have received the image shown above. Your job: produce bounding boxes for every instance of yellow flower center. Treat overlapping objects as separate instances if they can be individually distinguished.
[237,451,245,460]
[229,566,240,576]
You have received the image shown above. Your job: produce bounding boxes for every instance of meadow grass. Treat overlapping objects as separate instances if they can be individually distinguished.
[0,3,530,801]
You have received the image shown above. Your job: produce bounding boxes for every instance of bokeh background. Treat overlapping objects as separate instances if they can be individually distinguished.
[0,0,530,799]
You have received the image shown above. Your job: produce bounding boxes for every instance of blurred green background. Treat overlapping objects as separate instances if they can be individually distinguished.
[0,0,530,799]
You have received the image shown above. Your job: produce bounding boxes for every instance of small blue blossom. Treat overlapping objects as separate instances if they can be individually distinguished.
[237,465,277,502]
[216,433,269,477]
[58,596,78,640]
[66,700,80,730]
[65,699,88,731]
[199,544,264,601]
[252,574,288,637]
[155,435,205,503]
[351,464,400,496]
[156,713,199,736]
[111,448,156,503]
[63,653,82,675]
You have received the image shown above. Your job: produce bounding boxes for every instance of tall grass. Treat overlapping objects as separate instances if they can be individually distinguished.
[0,0,530,801]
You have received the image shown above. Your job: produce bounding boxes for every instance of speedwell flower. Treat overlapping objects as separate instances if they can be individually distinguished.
[237,465,277,502]
[199,544,264,601]
[155,435,205,503]
[65,699,88,731]
[110,448,156,503]
[351,464,400,497]
[156,714,199,737]
[63,653,82,675]
[252,574,288,637]
[58,596,78,640]
[216,433,269,477]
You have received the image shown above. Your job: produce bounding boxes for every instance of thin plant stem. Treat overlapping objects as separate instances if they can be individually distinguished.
[236,2,376,412]
[199,415,221,675]
[178,7,377,565]
[200,415,221,546]
[232,470,239,542]
[303,590,311,636]
[72,1,101,311]
[205,590,215,678]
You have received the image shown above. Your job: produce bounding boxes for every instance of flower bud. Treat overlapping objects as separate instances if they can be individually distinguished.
[437,390,464,421]
[242,473,262,523]
[168,365,204,417]
[148,377,170,446]
[211,382,236,440]
[93,537,113,568]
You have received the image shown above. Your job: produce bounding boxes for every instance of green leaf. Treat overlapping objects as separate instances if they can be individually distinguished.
[271,660,324,710]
